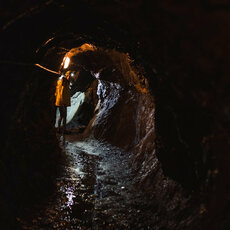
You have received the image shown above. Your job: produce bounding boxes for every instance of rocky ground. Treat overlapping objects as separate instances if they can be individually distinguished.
[17,133,201,230]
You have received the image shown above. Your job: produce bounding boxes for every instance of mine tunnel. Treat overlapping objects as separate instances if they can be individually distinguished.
[0,0,230,229]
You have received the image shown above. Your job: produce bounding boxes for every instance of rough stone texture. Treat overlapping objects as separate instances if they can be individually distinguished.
[0,0,230,229]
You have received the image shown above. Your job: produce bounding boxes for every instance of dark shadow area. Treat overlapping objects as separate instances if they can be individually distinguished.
[0,0,229,229]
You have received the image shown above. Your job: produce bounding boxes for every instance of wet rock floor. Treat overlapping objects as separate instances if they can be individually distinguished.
[18,134,199,230]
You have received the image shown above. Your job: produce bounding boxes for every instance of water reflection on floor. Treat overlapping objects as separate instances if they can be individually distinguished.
[20,136,159,229]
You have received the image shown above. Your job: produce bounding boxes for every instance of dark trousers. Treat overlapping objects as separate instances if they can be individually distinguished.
[58,106,67,131]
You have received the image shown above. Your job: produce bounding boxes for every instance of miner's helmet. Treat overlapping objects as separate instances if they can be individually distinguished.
[65,71,71,80]
[65,70,71,76]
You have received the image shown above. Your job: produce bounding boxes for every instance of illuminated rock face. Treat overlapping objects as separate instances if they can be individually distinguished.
[92,79,140,149]
[90,77,155,152]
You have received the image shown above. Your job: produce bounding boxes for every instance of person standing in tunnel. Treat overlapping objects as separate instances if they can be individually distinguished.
[55,71,71,133]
